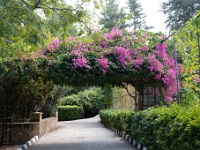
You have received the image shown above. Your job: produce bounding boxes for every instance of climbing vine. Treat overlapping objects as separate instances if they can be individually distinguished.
[27,28,182,103]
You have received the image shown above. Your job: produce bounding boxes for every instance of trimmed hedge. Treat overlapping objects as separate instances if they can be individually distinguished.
[57,105,83,121]
[100,109,134,133]
[100,104,200,150]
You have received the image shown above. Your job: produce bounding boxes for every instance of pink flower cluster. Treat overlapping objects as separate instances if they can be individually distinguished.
[47,39,60,53]
[73,56,89,68]
[115,46,132,68]
[71,42,90,68]
[134,56,143,68]
[147,54,163,72]
[97,58,109,74]
[104,27,123,40]
[151,43,182,101]
[41,28,183,102]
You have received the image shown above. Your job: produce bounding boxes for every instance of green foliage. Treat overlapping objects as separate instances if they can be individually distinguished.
[0,0,102,121]
[172,11,200,102]
[59,87,105,118]
[0,77,55,121]
[57,105,83,121]
[161,0,200,30]
[99,0,128,30]
[59,94,81,106]
[100,104,200,149]
[99,109,134,133]
[40,85,84,118]
[103,84,113,108]
[130,104,181,149]
[0,0,102,60]
[127,0,152,30]
[78,87,105,117]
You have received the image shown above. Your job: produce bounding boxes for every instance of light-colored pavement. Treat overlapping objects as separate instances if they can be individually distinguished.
[29,115,136,150]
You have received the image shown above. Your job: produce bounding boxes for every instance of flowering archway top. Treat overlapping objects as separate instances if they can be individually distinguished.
[33,28,182,101]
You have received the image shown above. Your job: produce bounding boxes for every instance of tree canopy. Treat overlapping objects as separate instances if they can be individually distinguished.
[172,11,200,101]
[127,0,152,30]
[0,0,102,59]
[161,0,200,30]
[0,0,103,120]
[99,0,128,30]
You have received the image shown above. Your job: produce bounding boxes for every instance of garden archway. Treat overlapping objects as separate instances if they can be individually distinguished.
[2,28,182,111]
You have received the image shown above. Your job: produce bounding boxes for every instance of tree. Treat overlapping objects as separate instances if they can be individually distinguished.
[0,0,102,121]
[172,12,200,103]
[161,0,200,31]
[127,0,152,30]
[0,0,102,59]
[99,0,128,30]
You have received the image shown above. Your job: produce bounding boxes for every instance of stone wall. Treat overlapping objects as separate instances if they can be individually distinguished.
[39,116,58,137]
[11,122,40,144]
[10,111,58,144]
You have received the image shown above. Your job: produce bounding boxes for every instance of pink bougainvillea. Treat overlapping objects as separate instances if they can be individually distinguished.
[38,28,182,102]
[47,39,60,53]
[133,56,143,68]
[104,27,123,40]
[97,58,109,74]
[147,54,163,72]
[115,46,132,68]
[73,56,89,68]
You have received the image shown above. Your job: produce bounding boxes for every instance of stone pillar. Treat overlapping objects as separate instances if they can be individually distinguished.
[30,112,43,122]
[50,110,58,121]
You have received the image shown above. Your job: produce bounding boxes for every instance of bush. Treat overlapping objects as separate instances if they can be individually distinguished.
[57,105,83,121]
[78,87,105,117]
[130,104,200,150]
[59,87,105,118]
[59,94,81,106]
[100,104,200,150]
[99,109,134,133]
[130,104,181,149]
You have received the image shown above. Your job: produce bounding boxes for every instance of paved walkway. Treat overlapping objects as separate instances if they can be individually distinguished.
[29,115,136,150]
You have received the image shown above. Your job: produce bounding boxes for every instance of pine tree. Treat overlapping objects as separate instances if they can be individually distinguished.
[161,0,200,31]
[127,0,152,30]
[99,0,128,30]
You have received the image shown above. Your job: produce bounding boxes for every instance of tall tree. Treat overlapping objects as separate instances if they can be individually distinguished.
[127,0,152,30]
[0,0,102,58]
[0,0,102,119]
[99,0,128,30]
[161,0,200,31]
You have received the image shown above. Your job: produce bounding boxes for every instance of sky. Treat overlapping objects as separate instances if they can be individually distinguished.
[140,0,167,33]
[119,0,168,33]
[69,0,168,34]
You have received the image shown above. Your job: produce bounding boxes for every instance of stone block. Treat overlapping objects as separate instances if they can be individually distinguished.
[30,112,42,122]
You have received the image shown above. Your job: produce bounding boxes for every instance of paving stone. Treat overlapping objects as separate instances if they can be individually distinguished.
[29,115,136,150]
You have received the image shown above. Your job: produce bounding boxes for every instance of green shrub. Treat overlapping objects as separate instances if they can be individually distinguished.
[59,94,81,106]
[100,109,134,133]
[100,104,200,150]
[57,105,83,121]
[79,87,105,117]
[169,105,200,150]
[130,104,181,149]
[132,104,200,150]
[59,87,105,118]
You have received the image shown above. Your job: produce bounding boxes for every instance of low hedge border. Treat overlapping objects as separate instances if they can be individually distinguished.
[57,105,83,121]
[100,104,200,150]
